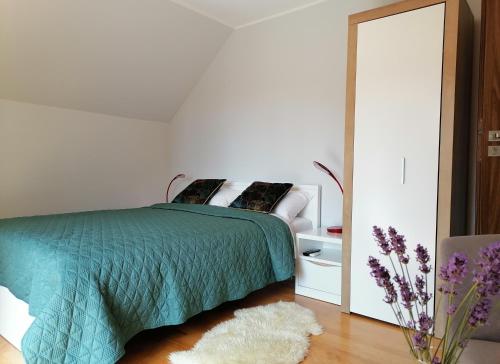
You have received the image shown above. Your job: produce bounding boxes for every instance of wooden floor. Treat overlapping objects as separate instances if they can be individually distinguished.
[0,281,413,364]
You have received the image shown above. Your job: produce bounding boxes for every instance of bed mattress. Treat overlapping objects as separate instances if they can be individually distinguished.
[289,216,313,233]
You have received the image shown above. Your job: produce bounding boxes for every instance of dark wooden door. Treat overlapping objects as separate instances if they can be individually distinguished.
[476,0,500,234]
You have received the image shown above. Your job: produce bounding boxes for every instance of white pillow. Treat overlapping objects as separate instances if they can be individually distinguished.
[272,190,310,223]
[208,187,241,207]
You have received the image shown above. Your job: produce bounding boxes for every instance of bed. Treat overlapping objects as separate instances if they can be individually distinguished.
[0,183,319,363]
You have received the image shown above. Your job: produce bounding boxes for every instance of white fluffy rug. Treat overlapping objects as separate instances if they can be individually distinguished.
[169,301,323,364]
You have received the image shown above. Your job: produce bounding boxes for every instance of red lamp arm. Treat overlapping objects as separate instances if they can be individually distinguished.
[313,161,343,194]
[166,174,186,202]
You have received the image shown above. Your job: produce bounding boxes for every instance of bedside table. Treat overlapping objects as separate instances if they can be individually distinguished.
[295,227,342,305]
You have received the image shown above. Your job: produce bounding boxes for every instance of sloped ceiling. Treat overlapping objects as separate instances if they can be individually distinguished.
[172,0,326,28]
[0,0,231,123]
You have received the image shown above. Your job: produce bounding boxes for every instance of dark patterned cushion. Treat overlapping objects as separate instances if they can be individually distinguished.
[172,179,226,205]
[229,182,293,213]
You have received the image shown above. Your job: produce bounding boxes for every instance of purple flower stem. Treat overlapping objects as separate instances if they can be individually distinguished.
[442,288,454,357]
[431,291,444,337]
[450,283,477,318]
[404,263,422,318]
[441,282,475,360]
[379,253,418,358]
[453,340,470,364]
[386,256,411,323]
[388,254,424,359]
[443,284,480,360]
[389,255,418,326]
[387,296,417,358]
[431,288,456,362]
[425,274,429,317]
[395,257,420,324]
[445,309,473,360]
[444,288,479,360]
[432,332,446,364]
[447,321,474,363]
[431,294,460,363]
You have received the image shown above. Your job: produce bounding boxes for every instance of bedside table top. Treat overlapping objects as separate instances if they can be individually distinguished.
[296,227,342,244]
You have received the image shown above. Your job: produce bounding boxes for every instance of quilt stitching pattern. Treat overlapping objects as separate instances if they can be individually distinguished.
[0,204,293,363]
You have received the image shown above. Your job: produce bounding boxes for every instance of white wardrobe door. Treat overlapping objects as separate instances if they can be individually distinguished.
[350,4,444,324]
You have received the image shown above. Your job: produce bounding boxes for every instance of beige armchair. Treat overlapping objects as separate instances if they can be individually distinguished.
[439,235,500,364]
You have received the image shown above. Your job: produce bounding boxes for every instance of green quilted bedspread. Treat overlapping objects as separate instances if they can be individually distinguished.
[0,203,294,363]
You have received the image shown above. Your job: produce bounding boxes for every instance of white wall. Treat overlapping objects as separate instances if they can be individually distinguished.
[168,0,482,228]
[0,100,170,219]
[168,0,396,227]
[0,0,231,123]
[0,0,482,227]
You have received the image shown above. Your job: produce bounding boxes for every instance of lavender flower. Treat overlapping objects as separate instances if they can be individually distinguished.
[441,253,468,283]
[373,226,392,255]
[447,304,457,315]
[384,281,398,304]
[368,256,398,304]
[415,275,432,304]
[367,228,496,363]
[394,274,416,310]
[473,241,500,298]
[412,331,428,351]
[439,252,468,295]
[468,298,492,327]
[368,256,387,287]
[388,226,409,264]
[415,244,431,274]
[418,312,433,333]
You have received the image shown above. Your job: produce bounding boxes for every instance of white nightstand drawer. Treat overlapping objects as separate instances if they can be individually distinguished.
[296,258,341,295]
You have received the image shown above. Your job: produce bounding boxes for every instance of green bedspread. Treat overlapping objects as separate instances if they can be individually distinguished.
[0,203,294,363]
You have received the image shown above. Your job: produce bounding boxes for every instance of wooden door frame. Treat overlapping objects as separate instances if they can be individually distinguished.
[341,0,472,314]
[474,0,486,234]
[475,0,500,234]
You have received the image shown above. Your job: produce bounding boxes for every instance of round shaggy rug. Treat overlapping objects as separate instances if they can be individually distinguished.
[169,301,323,364]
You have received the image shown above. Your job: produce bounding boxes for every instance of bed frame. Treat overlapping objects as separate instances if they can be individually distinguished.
[0,286,34,350]
[0,183,320,351]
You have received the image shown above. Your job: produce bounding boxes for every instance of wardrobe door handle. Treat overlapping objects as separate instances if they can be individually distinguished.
[401,157,406,184]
